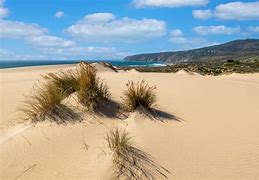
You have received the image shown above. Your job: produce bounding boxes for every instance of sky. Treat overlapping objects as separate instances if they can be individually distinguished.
[0,0,258,60]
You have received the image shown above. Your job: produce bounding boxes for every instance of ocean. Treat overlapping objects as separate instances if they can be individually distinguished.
[0,60,166,69]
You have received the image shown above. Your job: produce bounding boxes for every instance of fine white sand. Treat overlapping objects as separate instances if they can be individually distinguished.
[0,64,259,179]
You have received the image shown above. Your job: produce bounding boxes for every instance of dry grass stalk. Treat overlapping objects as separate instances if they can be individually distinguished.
[21,62,111,122]
[106,128,170,179]
[21,82,78,123]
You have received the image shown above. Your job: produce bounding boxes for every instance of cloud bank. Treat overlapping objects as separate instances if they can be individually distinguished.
[133,0,209,8]
[66,13,166,42]
[193,25,240,35]
[193,2,259,20]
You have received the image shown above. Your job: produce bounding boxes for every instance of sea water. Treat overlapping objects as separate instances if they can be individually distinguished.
[0,60,166,69]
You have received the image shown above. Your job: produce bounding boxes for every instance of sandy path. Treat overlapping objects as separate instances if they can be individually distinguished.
[1,65,259,179]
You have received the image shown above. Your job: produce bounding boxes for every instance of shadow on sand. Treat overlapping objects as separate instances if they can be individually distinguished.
[43,104,83,124]
[94,100,128,120]
[107,128,171,179]
[135,106,183,122]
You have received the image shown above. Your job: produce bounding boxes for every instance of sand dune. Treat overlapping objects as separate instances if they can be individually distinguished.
[1,64,259,179]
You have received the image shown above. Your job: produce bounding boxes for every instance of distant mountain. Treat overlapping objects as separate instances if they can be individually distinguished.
[124,39,259,63]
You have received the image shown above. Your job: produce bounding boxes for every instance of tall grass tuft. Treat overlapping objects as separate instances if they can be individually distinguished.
[43,70,77,98]
[76,63,110,111]
[106,128,170,179]
[21,82,66,122]
[122,80,157,112]
[20,62,111,122]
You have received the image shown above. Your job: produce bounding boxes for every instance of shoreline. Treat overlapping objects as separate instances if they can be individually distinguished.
[0,60,166,69]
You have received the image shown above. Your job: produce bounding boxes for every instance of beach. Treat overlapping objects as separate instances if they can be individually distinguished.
[1,64,259,179]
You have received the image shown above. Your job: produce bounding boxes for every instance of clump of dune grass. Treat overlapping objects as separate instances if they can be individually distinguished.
[76,63,110,111]
[21,62,110,122]
[122,80,157,112]
[21,81,79,123]
[106,128,170,179]
[21,82,65,122]
[43,70,77,98]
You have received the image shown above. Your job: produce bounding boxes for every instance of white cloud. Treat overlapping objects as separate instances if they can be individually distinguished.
[169,28,217,49]
[66,13,166,42]
[55,11,64,18]
[214,2,259,20]
[0,19,77,50]
[133,0,209,8]
[0,0,9,18]
[170,36,188,44]
[40,46,112,56]
[0,48,47,60]
[193,25,240,35]
[0,6,129,60]
[169,29,189,44]
[0,45,130,60]
[83,12,115,22]
[170,29,184,37]
[37,46,130,59]
[193,2,259,20]
[27,35,76,48]
[192,9,212,20]
[0,19,47,38]
[247,26,259,33]
[0,7,8,18]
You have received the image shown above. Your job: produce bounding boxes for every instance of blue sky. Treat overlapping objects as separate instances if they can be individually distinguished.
[0,0,258,60]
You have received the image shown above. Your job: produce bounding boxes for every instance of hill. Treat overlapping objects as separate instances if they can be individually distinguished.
[124,39,259,63]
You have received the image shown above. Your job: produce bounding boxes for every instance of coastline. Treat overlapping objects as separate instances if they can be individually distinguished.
[0,60,166,69]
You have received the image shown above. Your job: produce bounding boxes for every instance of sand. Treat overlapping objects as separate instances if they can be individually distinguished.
[0,64,259,179]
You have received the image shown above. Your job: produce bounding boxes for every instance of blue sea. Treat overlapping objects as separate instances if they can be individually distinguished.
[0,60,166,69]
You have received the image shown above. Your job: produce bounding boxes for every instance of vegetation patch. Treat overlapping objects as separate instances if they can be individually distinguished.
[120,60,259,76]
[43,70,77,98]
[21,82,79,123]
[122,80,157,112]
[76,63,110,111]
[21,62,111,122]
[106,128,170,179]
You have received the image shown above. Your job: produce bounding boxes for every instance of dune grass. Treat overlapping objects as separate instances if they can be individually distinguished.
[106,128,170,179]
[122,80,157,112]
[21,82,69,123]
[21,63,111,122]
[76,63,110,111]
[43,70,77,98]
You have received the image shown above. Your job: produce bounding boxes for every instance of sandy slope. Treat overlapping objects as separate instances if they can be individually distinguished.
[0,64,259,179]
